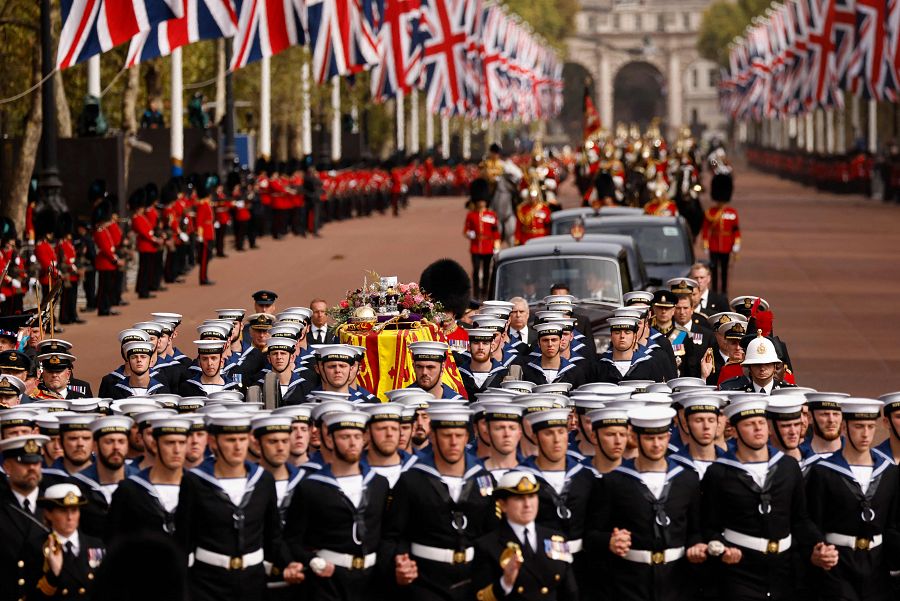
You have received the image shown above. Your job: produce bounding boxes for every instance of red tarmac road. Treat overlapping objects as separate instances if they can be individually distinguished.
[62,166,900,396]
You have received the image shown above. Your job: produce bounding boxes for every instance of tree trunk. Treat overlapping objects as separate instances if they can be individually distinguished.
[50,0,71,138]
[3,40,42,234]
[121,65,140,191]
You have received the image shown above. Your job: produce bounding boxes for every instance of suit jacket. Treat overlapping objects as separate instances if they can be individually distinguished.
[0,492,47,601]
[473,521,578,601]
[307,325,338,345]
[697,291,728,316]
[31,530,105,600]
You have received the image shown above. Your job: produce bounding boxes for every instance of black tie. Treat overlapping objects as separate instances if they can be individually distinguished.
[65,542,74,558]
[22,498,31,513]
[316,330,324,344]
[511,331,521,342]
[522,528,533,553]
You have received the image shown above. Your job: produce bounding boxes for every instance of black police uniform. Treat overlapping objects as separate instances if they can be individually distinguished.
[175,461,290,601]
[383,449,498,601]
[701,446,822,601]
[805,449,900,601]
[472,520,579,601]
[284,464,390,601]
[586,458,702,601]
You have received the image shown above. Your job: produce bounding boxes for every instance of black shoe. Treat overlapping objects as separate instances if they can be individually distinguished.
[73,318,86,324]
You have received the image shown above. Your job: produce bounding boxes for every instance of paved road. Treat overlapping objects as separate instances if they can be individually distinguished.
[61,167,900,396]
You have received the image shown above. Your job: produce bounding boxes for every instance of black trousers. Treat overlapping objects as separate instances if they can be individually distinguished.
[216,224,227,256]
[97,270,115,315]
[58,281,78,323]
[197,240,211,283]
[137,252,155,298]
[235,220,250,250]
[152,250,164,290]
[83,270,96,309]
[471,253,492,295]
[709,252,730,295]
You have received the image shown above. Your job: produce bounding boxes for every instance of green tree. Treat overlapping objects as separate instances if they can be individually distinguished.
[697,0,771,66]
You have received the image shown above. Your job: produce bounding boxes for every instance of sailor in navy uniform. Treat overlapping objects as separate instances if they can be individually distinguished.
[179,340,241,397]
[233,313,276,384]
[97,329,151,398]
[458,329,509,401]
[798,393,846,472]
[584,407,630,475]
[361,403,414,488]
[384,407,498,601]
[107,416,192,539]
[521,323,584,387]
[669,395,727,479]
[766,397,806,462]
[876,393,900,463]
[480,402,525,481]
[177,320,233,387]
[472,470,579,601]
[0,406,36,439]
[517,408,596,591]
[307,400,357,467]
[805,398,900,601]
[106,341,171,400]
[304,344,371,402]
[543,294,596,358]
[216,308,247,378]
[623,291,678,381]
[586,406,704,601]
[701,397,823,601]
[31,483,106,601]
[285,410,390,601]
[593,316,668,383]
[406,341,464,400]
[0,434,52,601]
[250,330,307,407]
[174,412,304,601]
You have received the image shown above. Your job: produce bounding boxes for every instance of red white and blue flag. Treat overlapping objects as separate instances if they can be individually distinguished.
[57,0,183,69]
[418,0,469,114]
[230,0,305,70]
[126,0,238,67]
[307,0,383,83]
[370,0,423,99]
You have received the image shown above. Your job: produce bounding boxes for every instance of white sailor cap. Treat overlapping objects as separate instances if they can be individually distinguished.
[623,291,654,306]
[523,408,570,431]
[307,391,353,404]
[90,416,133,438]
[532,383,572,396]
[533,322,564,338]
[396,393,433,410]
[205,411,252,433]
[533,310,568,323]
[151,312,183,326]
[612,307,646,320]
[723,397,769,423]
[276,310,311,325]
[384,388,428,402]
[322,411,369,431]
[409,341,449,362]
[118,328,151,345]
[133,409,179,430]
[499,380,536,394]
[466,328,496,342]
[197,323,231,341]
[765,397,805,421]
[215,309,246,321]
[628,406,676,433]
[364,403,404,422]
[608,316,639,331]
[476,392,518,404]
[265,338,296,354]
[631,392,673,406]
[680,395,724,415]
[400,405,418,422]
[587,407,630,428]
[270,324,303,340]
[67,398,106,413]
[56,412,100,432]
[840,398,882,421]
[283,307,313,320]
[427,408,472,428]
[543,294,576,306]
[208,390,244,403]
[481,300,515,312]
[149,394,181,410]
[194,340,226,355]
[571,396,607,413]
[251,414,293,436]
[806,392,849,411]
[471,316,507,332]
[110,399,162,416]
[149,417,192,437]
[315,345,357,363]
[31,400,70,413]
[35,414,60,435]
[481,402,524,422]
[880,392,900,415]
[311,401,356,423]
[0,374,26,397]
[478,306,512,319]
[0,407,38,427]
[516,395,564,413]
[667,377,708,392]
[133,321,164,337]
[123,340,154,357]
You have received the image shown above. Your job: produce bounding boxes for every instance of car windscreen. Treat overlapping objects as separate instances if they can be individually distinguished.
[584,223,688,265]
[495,256,622,304]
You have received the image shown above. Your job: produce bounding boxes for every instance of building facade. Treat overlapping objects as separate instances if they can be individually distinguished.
[567,0,727,139]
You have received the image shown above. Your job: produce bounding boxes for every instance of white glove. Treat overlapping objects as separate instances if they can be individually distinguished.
[179,233,190,243]
[466,231,476,240]
[732,244,741,253]
[11,279,20,289]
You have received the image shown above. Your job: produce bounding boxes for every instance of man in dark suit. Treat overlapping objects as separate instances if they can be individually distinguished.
[689,263,727,317]
[308,299,338,345]
[473,470,578,601]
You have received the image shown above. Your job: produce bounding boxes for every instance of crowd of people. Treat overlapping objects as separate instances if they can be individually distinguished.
[0,257,896,601]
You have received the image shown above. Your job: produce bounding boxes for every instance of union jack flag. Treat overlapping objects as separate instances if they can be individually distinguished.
[847,0,889,99]
[230,0,305,71]
[479,5,507,118]
[307,0,383,84]
[418,0,469,114]
[57,0,183,69]
[805,0,840,109]
[369,0,423,99]
[126,0,238,67]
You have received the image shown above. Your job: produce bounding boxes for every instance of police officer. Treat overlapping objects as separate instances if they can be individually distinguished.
[0,434,51,601]
[701,397,824,601]
[32,483,106,601]
[285,410,389,601]
[107,417,192,538]
[407,342,464,400]
[384,407,497,601]
[472,470,579,601]
[805,398,898,601]
[174,412,304,601]
[588,406,704,601]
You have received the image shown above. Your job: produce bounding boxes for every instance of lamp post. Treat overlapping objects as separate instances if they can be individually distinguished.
[37,0,65,215]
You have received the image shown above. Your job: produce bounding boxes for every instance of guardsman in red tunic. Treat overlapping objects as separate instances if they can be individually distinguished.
[195,174,217,286]
[1,217,25,314]
[92,200,120,316]
[701,173,740,295]
[131,187,161,299]
[289,163,306,236]
[106,209,125,306]
[55,214,82,325]
[161,179,182,284]
[214,182,232,257]
[33,211,58,305]
[464,178,501,298]
[514,181,551,246]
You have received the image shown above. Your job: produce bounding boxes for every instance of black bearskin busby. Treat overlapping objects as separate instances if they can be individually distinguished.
[420,258,472,319]
[710,173,734,203]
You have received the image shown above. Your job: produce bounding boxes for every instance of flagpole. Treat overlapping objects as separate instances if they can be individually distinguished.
[835,104,846,154]
[259,55,272,160]
[301,58,312,156]
[425,108,434,152]
[825,108,834,155]
[409,90,419,154]
[804,112,814,153]
[331,77,341,164]
[87,55,101,98]
[867,99,877,155]
[396,90,406,153]
[171,46,184,176]
[223,38,236,171]
[440,113,449,159]
[462,118,471,160]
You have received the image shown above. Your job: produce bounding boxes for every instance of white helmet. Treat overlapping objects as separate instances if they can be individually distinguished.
[742,333,780,366]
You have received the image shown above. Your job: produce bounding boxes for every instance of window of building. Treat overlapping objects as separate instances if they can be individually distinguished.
[657,14,665,32]
[682,13,691,30]
[709,68,719,87]
[635,13,642,31]
[587,15,597,31]
[692,68,699,89]
[613,13,620,29]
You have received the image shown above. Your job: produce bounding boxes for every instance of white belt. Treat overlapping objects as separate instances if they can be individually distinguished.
[316,549,377,570]
[723,529,792,554]
[568,538,583,554]
[825,533,883,551]
[410,543,474,564]
[194,547,264,570]
[623,547,685,565]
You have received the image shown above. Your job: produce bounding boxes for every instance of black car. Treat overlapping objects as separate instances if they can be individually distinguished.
[581,215,695,284]
[489,240,635,353]
[549,206,644,236]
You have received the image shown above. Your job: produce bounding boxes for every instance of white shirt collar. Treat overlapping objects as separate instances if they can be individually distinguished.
[754,380,774,394]
[507,519,537,551]
[55,531,81,556]
[12,489,39,513]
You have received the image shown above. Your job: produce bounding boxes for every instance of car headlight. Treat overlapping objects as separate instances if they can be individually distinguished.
[594,335,610,354]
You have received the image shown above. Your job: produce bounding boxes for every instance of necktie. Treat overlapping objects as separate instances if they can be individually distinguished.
[22,498,31,513]
[522,528,533,552]
[65,541,74,557]
[511,331,521,342]
[316,329,324,344]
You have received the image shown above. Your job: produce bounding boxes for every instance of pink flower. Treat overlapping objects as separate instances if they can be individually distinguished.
[340,300,349,308]
[398,284,409,293]
[413,294,424,303]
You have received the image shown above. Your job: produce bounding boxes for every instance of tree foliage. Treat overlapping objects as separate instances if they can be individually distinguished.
[503,0,580,54]
[697,0,771,66]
